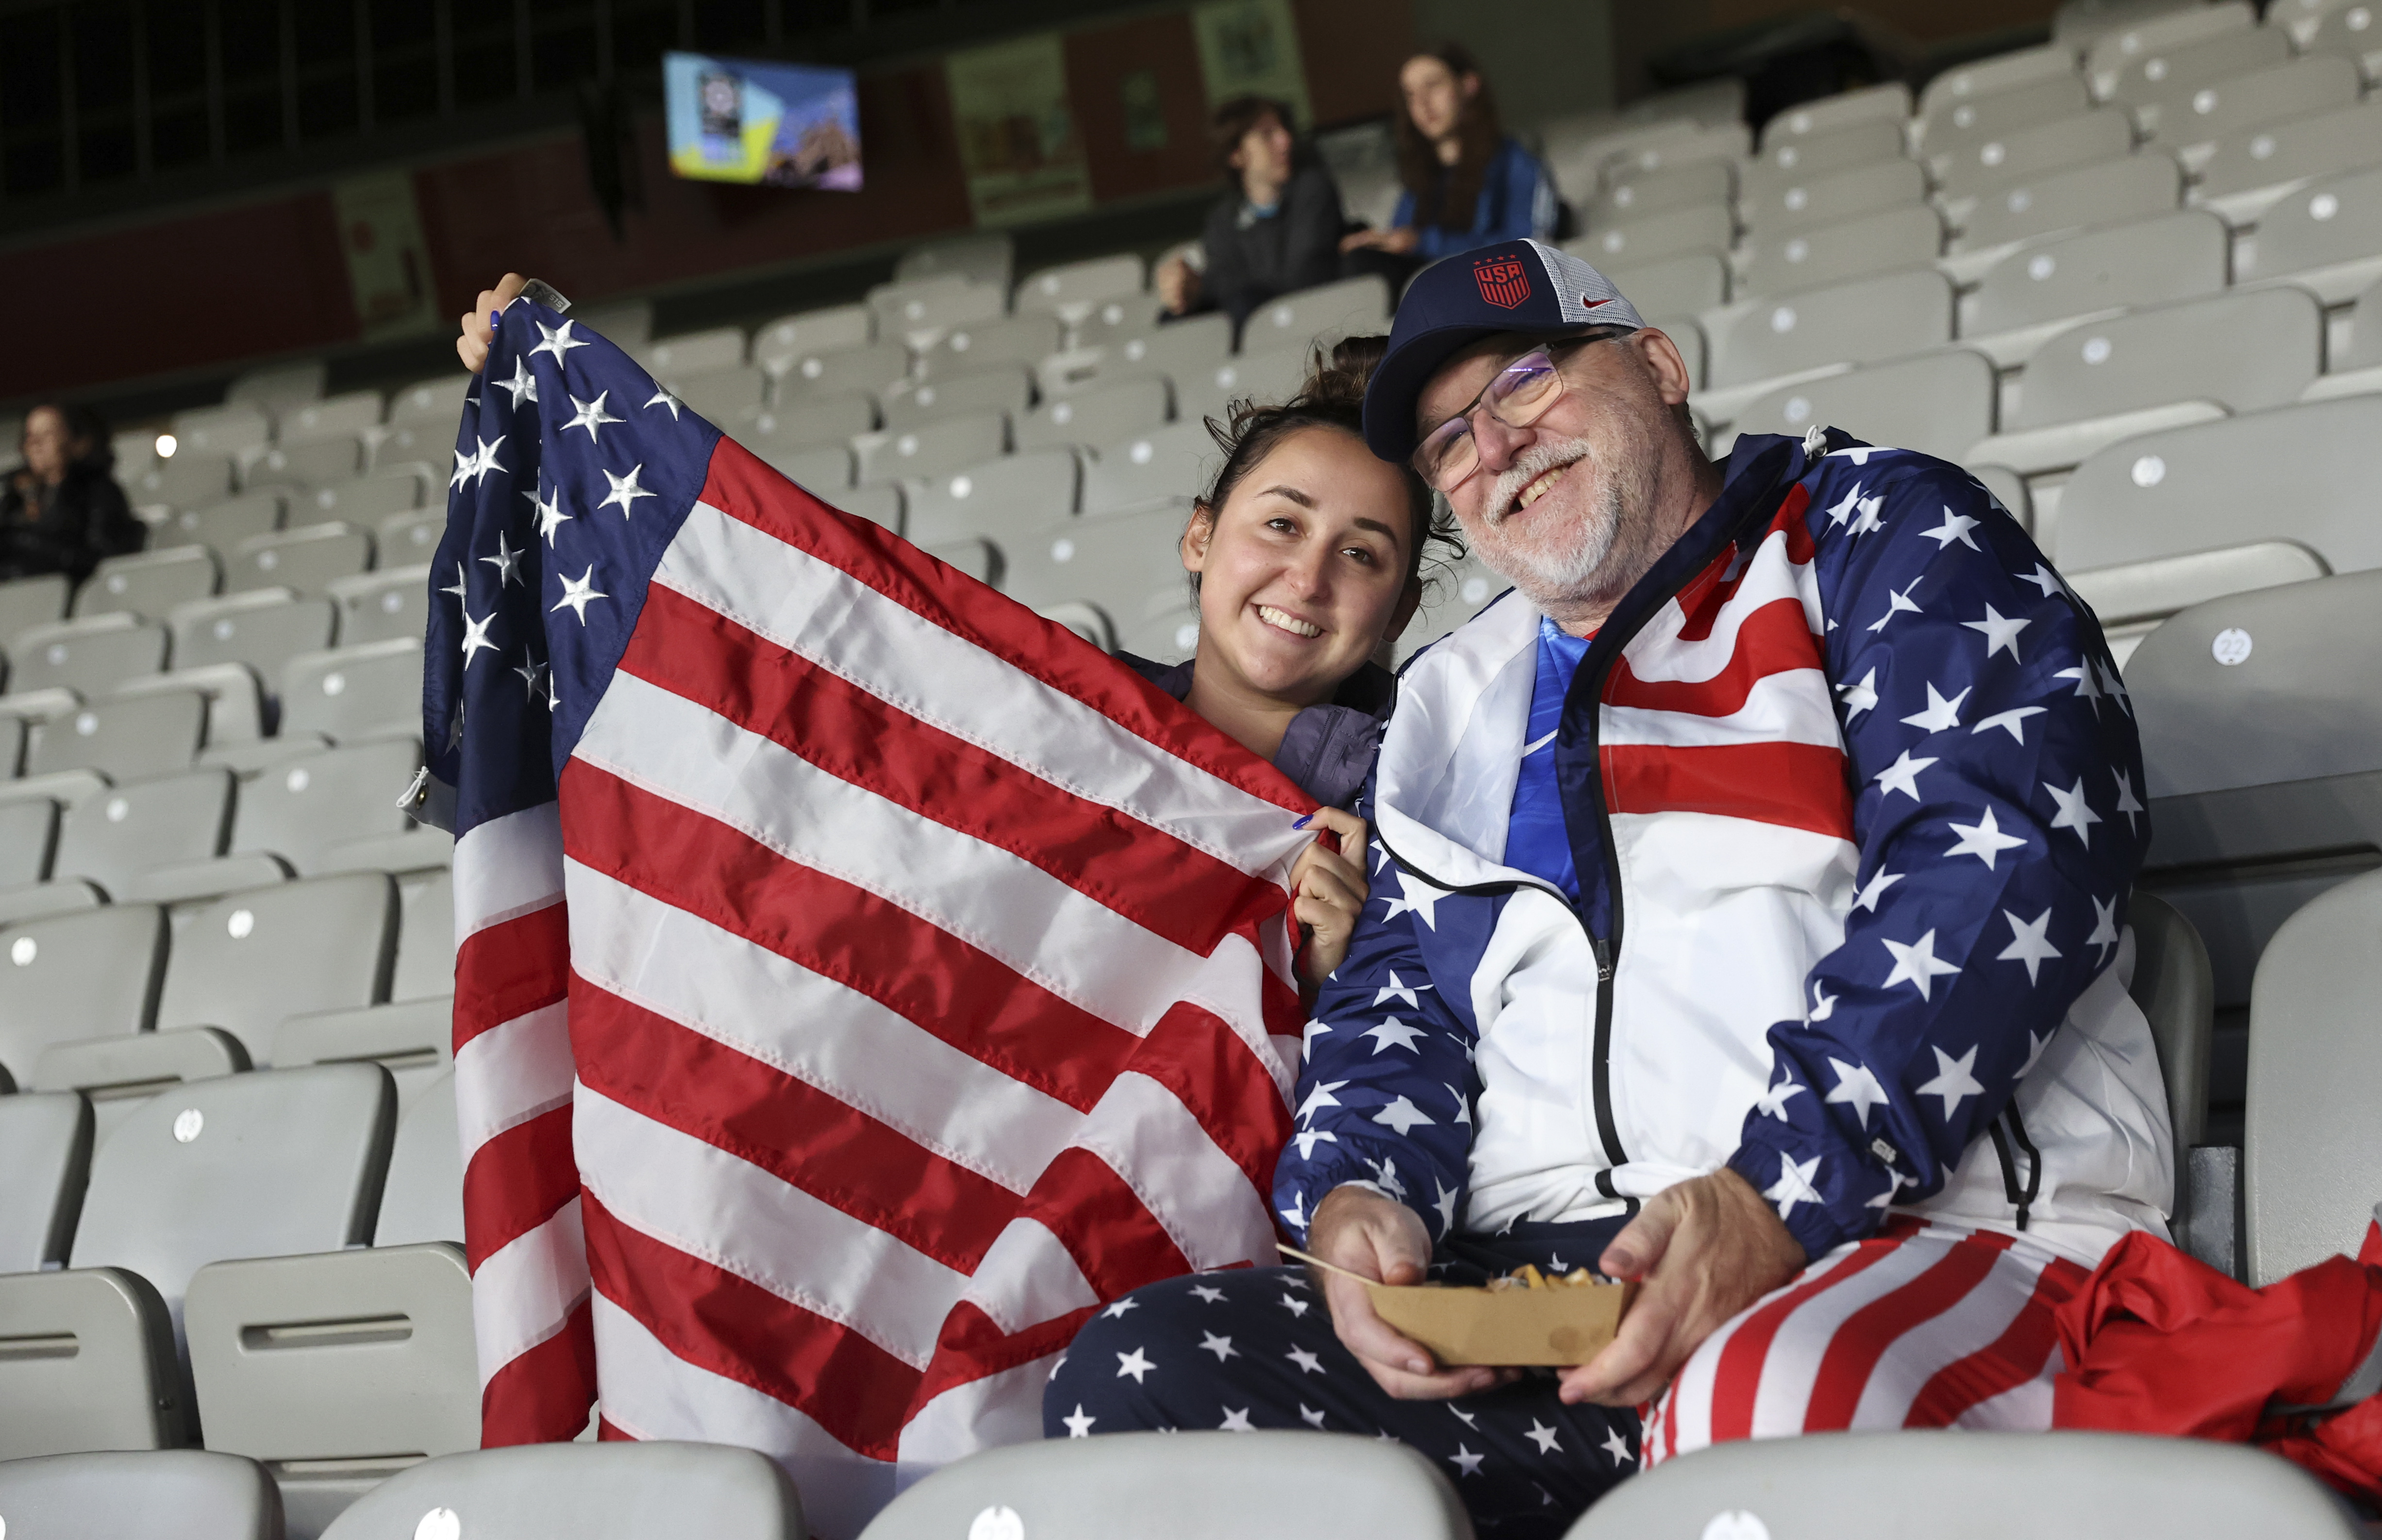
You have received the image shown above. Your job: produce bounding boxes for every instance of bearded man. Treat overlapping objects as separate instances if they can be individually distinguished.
[1046,240,2168,1537]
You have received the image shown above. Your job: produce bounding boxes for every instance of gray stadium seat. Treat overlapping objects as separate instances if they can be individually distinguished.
[1966,285,2323,476]
[279,390,384,446]
[2078,0,2255,69]
[774,340,911,401]
[0,571,70,643]
[837,483,905,533]
[77,545,220,620]
[1071,295,1168,349]
[1236,275,1392,356]
[1121,600,1200,664]
[1596,119,1749,184]
[396,868,454,996]
[115,662,261,750]
[1736,157,1926,235]
[742,394,879,455]
[329,566,431,648]
[0,903,168,1083]
[2245,869,2382,1286]
[2194,100,2382,221]
[1702,267,1955,402]
[319,1442,802,1540]
[0,878,105,925]
[2126,891,2215,1254]
[232,740,421,877]
[155,874,398,1061]
[923,535,999,586]
[7,614,169,696]
[373,1067,463,1244]
[1083,311,1235,393]
[1931,109,2135,204]
[277,995,452,1112]
[1039,600,1115,650]
[1017,377,1169,452]
[308,464,427,528]
[1393,554,1504,666]
[383,375,473,428]
[171,590,338,683]
[124,854,294,907]
[1016,253,1146,325]
[1761,81,1910,144]
[315,823,452,880]
[1917,70,2091,155]
[2305,274,2382,401]
[864,1431,1467,1540]
[902,449,1082,546]
[1961,209,2230,364]
[2298,0,2382,78]
[167,491,285,553]
[129,453,240,509]
[0,1090,91,1270]
[1949,152,2182,261]
[1574,202,1733,269]
[0,1450,282,1539]
[1722,348,1997,461]
[52,767,235,896]
[668,365,766,422]
[2135,56,2358,157]
[1170,348,1311,425]
[868,275,1005,350]
[243,436,364,494]
[880,364,1032,431]
[28,689,207,780]
[228,359,327,413]
[1004,504,1194,616]
[763,442,855,494]
[172,404,272,461]
[187,1243,478,1536]
[2238,166,2382,302]
[281,640,425,743]
[227,523,372,598]
[31,1027,250,1153]
[920,312,1062,376]
[1601,251,1729,316]
[573,298,653,350]
[1578,156,1732,223]
[1745,118,1903,191]
[1737,203,1942,297]
[1565,1429,2358,1540]
[751,302,873,377]
[0,1270,188,1454]
[1083,422,1219,517]
[0,795,56,883]
[895,231,1014,289]
[2100,20,2288,105]
[641,325,745,379]
[854,412,1007,487]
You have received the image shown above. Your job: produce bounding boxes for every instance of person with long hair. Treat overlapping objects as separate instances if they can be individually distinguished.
[1342,43,1555,289]
[1157,95,1346,331]
[1,403,145,582]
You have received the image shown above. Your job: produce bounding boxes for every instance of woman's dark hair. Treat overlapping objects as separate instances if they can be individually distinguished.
[1393,42,1503,234]
[1189,334,1464,598]
[1208,95,1297,184]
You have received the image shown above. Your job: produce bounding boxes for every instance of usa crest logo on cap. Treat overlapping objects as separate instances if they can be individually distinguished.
[1473,253,1532,309]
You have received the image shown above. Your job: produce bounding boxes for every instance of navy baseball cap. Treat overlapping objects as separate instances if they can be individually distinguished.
[1361,238,1647,463]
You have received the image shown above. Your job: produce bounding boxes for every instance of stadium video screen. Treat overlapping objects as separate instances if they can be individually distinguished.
[664,52,862,191]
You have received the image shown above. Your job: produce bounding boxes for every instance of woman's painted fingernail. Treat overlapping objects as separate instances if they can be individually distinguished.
[1292,813,1313,829]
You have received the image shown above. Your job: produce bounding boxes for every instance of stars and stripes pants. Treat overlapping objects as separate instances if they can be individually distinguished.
[1047,1214,2090,1533]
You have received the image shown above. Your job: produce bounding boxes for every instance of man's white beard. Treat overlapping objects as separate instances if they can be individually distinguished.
[1472,431,1652,613]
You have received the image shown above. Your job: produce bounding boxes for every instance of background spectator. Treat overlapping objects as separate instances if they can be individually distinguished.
[1156,96,1344,332]
[1,403,144,583]
[1341,43,1555,290]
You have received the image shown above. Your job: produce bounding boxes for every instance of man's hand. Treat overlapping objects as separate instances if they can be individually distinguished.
[457,273,529,373]
[1560,1168,1806,1407]
[1309,1186,1514,1400]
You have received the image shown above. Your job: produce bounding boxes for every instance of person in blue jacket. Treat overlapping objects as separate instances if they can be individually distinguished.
[1341,44,1556,291]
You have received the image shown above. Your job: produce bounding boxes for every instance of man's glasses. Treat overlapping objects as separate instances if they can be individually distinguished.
[1411,334,1614,495]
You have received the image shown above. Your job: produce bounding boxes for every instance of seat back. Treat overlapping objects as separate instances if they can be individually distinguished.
[1015,253,1146,321]
[168,491,286,553]
[2125,892,2213,1177]
[861,1431,1468,1540]
[278,996,452,1115]
[280,640,425,742]
[1952,151,2181,254]
[894,232,1014,289]
[2246,869,2382,1285]
[1738,203,1943,297]
[0,1089,92,1269]
[1724,348,1996,462]
[1965,209,2228,336]
[53,767,235,894]
[1566,1429,2360,1539]
[228,523,373,598]
[1578,156,1732,225]
[1016,378,1168,452]
[0,1449,281,1537]
[745,394,878,455]
[280,390,384,445]
[29,689,208,780]
[1004,504,1196,616]
[2192,99,2382,210]
[1918,72,2091,160]
[0,903,168,1084]
[1082,422,1220,517]
[172,589,339,678]
[774,340,911,402]
[751,303,874,376]
[854,413,1007,487]
[867,277,1004,349]
[2012,284,2320,431]
[8,615,169,695]
[1747,116,1903,182]
[320,1442,802,1540]
[305,465,427,526]
[2098,17,2285,106]
[394,869,455,1002]
[1169,347,1310,425]
[1235,275,1392,356]
[245,436,366,493]
[1738,157,1927,236]
[385,375,474,427]
[31,1027,251,1147]
[2241,166,2382,288]
[233,740,423,876]
[1600,250,1729,316]
[0,795,57,884]
[902,449,1082,546]
[0,1271,188,1454]
[880,364,1032,431]
[172,404,272,460]
[1932,108,2134,203]
[78,545,220,620]
[374,1067,463,1245]
[1761,81,1910,143]
[2135,56,2359,152]
[1055,311,1233,395]
[1708,267,1954,390]
[918,312,1062,377]
[330,565,433,648]
[669,365,766,422]
[157,874,398,1060]
[642,325,746,378]
[0,571,71,642]
[1576,201,1734,269]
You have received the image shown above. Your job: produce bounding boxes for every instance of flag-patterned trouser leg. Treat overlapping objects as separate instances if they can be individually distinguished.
[1646,1218,2093,1466]
[1044,1221,1641,1540]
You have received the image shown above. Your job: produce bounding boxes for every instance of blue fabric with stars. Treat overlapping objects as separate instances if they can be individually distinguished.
[420,301,720,839]
[1275,431,2150,1263]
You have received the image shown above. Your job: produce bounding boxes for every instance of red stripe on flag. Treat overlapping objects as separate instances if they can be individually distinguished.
[1673,485,1814,643]
[1707,1225,1910,1441]
[582,1188,922,1459]
[697,436,1310,819]
[1020,1145,1197,1303]
[462,1104,579,1272]
[1903,1252,2089,1427]
[1132,993,1296,1192]
[453,900,570,1055]
[909,1298,1098,1420]
[1606,596,1827,718]
[567,981,1020,1273]
[619,581,1289,955]
[479,1294,597,1447]
[1602,740,1854,840]
[1802,1229,2016,1431]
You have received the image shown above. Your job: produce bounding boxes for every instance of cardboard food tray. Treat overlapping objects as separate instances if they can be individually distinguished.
[1364,1277,1637,1367]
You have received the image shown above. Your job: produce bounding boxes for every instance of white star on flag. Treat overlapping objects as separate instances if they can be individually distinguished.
[1449,1444,1485,1477]
[1433,1178,1459,1234]
[1373,971,1428,1009]
[1753,1073,1805,1120]
[1882,929,1961,1000]
[460,610,500,664]
[1837,666,1880,719]
[1290,1127,1337,1159]
[1196,1333,1236,1363]
[1295,1079,1347,1124]
[1101,1298,1139,1320]
[1379,872,1446,929]
[1851,867,1902,911]
[1277,1191,1305,1232]
[1962,604,2031,660]
[2113,769,2145,834]
[2087,894,2120,966]
[2044,777,2103,847]
[1299,1404,1327,1428]
[529,317,588,363]
[1219,1408,1254,1433]
[1286,1345,1324,1375]
[1873,750,1939,801]
[1526,1421,1563,1455]
[1916,1044,1986,1119]
[1115,1347,1156,1381]
[1372,1095,1435,1136]
[453,436,504,489]
[1866,577,1924,632]
[2018,1027,2054,1079]
[1900,682,1969,733]
[1824,483,1866,528]
[481,530,525,587]
[512,653,546,704]
[528,484,571,546]
[495,355,540,406]
[1825,1057,1891,1126]
[551,566,608,624]
[1848,492,1886,535]
[1277,1292,1311,1318]
[1190,1285,1226,1304]
[644,385,685,420]
[1866,1167,1910,1210]
[1061,1405,1096,1437]
[598,463,656,518]
[2098,658,2132,716]
[1808,980,1838,1022]
[563,390,622,442]
[1363,1017,1427,1055]
[1601,1427,1634,1467]
[1998,908,2062,984]
[1920,506,1982,550]
[2054,660,2104,715]
[2016,563,2063,598]
[1765,1153,1823,1219]
[1444,1083,1472,1126]
[441,561,469,602]
[1361,1156,1406,1201]
[1945,805,2027,869]
[1973,706,2047,743]
[1300,1017,1332,1059]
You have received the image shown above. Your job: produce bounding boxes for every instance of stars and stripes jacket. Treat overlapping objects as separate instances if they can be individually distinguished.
[1275,429,2174,1266]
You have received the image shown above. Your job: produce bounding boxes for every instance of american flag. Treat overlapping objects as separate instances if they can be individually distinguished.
[422,297,1311,1536]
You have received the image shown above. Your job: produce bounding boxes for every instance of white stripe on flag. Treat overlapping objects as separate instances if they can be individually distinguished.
[1848,1246,2042,1428]
[950,1217,1101,1338]
[454,1000,573,1164]
[1600,668,1841,749]
[1069,1069,1277,1274]
[1622,528,1820,683]
[471,1194,591,1386]
[895,1357,1054,1488]
[1746,1237,1944,1435]
[453,802,565,941]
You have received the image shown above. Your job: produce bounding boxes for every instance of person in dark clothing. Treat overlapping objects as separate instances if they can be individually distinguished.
[1341,43,1555,292]
[1158,96,1346,332]
[1,403,145,582]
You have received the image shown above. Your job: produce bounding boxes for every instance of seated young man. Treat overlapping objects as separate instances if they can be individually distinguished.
[1047,239,2170,1537]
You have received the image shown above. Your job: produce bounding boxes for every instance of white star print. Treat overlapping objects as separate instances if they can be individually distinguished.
[644,385,685,420]
[1449,1444,1485,1477]
[1300,1017,1332,1058]
[2098,657,2132,716]
[1363,1017,1427,1055]
[1873,750,1939,801]
[1290,1127,1338,1159]
[1901,683,1970,734]
[1753,1073,1805,1120]
[1378,872,1445,930]
[1866,577,1924,632]
[1196,1333,1236,1363]
[1866,1167,1911,1210]
[460,610,499,664]
[1299,1404,1328,1428]
[598,463,656,518]
[2018,1028,2054,1079]
[1998,908,2063,984]
[494,355,540,407]
[1527,1420,1563,1455]
[1962,604,2031,661]
[2054,660,2104,715]
[1973,706,2047,743]
[1278,1191,1306,1232]
[531,485,571,546]
[460,436,505,487]
[1277,1292,1310,1318]
[1946,805,2028,869]
[2087,894,2120,966]
[563,390,623,443]
[1444,1083,1472,1126]
[1372,1095,1435,1136]
[1916,1044,1986,1120]
[541,668,561,712]
[1852,867,1903,911]
[1295,1080,1347,1124]
[1882,929,1961,1000]
[1219,1408,1254,1433]
[1286,1345,1324,1375]
[1101,1298,1139,1320]
[1848,491,1887,535]
[1765,1153,1823,1219]
[1826,1058,1891,1127]
[1601,1426,1633,1467]
[1920,506,1982,550]
[442,561,469,602]
[481,530,524,587]
[1190,1285,1226,1304]
[1837,666,1880,719]
[1361,1157,1406,1202]
[2016,563,2063,598]
[1824,482,1866,528]
[1061,1405,1095,1437]
[512,652,546,704]
[1373,971,1430,1009]
[2113,769,2145,835]
[446,701,464,752]
[2044,777,2103,847]
[1808,980,1838,1022]
[530,317,587,363]
[551,566,608,625]
[1115,1347,1155,1382]
[1433,1178,1459,1234]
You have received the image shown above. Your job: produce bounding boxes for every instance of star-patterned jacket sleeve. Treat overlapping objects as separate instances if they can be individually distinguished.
[1723,449,2149,1260]
[1271,823,1480,1246]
